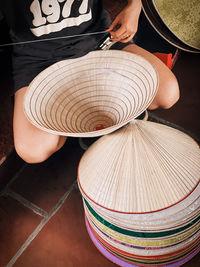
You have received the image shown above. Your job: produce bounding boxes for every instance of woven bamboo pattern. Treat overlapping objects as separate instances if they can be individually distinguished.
[85,216,200,267]
[24,50,158,137]
[85,183,200,231]
[78,121,200,266]
[78,121,200,213]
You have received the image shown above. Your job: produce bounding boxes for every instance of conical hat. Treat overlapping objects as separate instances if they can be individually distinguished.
[78,121,200,213]
[84,183,200,230]
[85,216,200,267]
[24,50,158,137]
[142,0,200,53]
[85,205,200,256]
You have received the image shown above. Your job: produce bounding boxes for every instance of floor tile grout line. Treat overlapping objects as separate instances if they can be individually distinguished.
[48,181,77,217]
[6,217,49,267]
[0,163,28,196]
[6,188,48,217]
[6,181,76,267]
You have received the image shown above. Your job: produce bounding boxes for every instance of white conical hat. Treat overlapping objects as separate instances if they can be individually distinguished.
[85,215,200,266]
[24,50,158,137]
[78,121,200,213]
[84,205,200,256]
[84,183,200,230]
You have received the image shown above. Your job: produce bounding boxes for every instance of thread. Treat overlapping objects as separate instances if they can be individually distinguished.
[0,30,108,47]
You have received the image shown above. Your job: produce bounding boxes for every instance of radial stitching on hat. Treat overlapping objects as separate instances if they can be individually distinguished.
[24,50,158,137]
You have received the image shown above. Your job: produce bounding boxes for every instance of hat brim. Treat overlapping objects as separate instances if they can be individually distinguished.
[78,121,200,213]
[153,0,200,50]
[142,0,200,53]
[24,50,158,137]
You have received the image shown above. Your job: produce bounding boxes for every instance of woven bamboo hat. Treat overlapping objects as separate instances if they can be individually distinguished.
[85,211,200,266]
[142,0,200,53]
[85,216,200,266]
[83,178,200,265]
[24,50,158,137]
[78,121,200,213]
[84,182,200,231]
[84,203,200,256]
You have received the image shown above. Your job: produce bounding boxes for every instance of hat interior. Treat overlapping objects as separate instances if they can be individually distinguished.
[24,50,158,137]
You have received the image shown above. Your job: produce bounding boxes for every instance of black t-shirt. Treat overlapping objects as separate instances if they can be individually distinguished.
[0,0,110,59]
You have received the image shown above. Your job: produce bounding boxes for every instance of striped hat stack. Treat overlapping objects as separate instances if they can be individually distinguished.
[78,121,200,266]
[23,48,200,265]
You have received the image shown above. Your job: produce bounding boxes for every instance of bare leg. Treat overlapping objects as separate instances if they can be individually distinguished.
[123,44,180,110]
[13,87,67,163]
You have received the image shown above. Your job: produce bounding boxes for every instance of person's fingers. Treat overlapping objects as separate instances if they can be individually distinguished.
[120,36,133,43]
[107,16,130,41]
[107,15,137,42]
[111,31,134,42]
[120,33,135,43]
[110,25,133,41]
[106,16,119,32]
[109,25,135,42]
[110,30,127,41]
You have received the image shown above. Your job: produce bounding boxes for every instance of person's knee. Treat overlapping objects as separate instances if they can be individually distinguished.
[123,44,180,110]
[149,75,179,110]
[160,76,180,109]
[14,139,60,164]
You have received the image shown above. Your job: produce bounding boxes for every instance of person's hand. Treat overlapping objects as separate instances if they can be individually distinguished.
[106,0,142,43]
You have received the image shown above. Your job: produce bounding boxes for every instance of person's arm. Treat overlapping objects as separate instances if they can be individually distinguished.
[107,0,142,43]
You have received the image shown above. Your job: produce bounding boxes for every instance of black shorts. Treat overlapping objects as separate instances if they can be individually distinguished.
[11,34,133,95]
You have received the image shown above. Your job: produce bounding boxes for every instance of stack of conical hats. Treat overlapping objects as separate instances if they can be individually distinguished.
[142,0,200,53]
[78,121,200,266]
[24,49,200,266]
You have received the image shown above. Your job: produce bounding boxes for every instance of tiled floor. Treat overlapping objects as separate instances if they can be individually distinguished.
[1,52,200,265]
[0,1,200,267]
[1,126,200,266]
[0,139,118,267]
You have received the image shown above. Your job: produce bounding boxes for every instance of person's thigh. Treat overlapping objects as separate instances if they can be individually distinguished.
[122,44,179,110]
[13,87,67,163]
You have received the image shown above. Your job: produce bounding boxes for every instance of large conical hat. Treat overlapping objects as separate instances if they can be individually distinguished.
[142,0,200,53]
[85,215,200,267]
[84,204,200,256]
[153,0,200,50]
[78,121,200,213]
[24,50,158,137]
[84,182,200,231]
